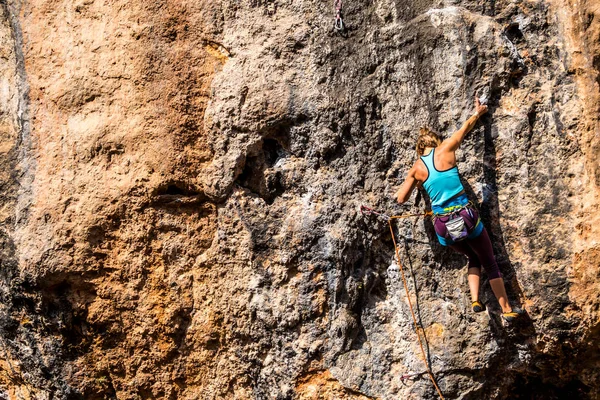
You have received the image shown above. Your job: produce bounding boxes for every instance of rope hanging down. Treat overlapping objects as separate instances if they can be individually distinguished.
[361,206,444,400]
[334,0,345,32]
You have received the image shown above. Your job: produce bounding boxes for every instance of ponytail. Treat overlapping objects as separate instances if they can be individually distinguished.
[415,127,442,156]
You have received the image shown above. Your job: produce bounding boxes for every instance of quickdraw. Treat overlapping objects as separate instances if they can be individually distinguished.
[361,205,445,400]
[400,371,426,382]
[334,0,345,32]
[359,205,390,220]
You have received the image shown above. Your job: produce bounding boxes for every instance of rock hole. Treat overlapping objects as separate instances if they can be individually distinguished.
[239,86,249,109]
[155,182,199,197]
[165,185,185,195]
[264,171,285,205]
[358,105,367,133]
[527,106,537,128]
[366,63,378,75]
[331,121,338,133]
[39,280,97,360]
[370,95,382,121]
[505,23,524,42]
[206,338,220,350]
[370,279,388,299]
[593,54,600,87]
[286,265,300,282]
[323,124,352,164]
[511,375,590,399]
[86,225,106,247]
[263,138,283,167]
[465,55,479,77]
[236,138,288,204]
[237,155,263,193]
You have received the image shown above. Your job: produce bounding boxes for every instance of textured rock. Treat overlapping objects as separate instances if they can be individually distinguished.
[0,0,599,399]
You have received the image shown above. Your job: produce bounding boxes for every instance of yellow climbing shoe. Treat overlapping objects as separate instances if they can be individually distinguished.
[501,310,523,322]
[472,301,485,313]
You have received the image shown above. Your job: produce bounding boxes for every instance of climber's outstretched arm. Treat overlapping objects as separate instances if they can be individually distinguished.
[396,166,418,204]
[444,97,488,152]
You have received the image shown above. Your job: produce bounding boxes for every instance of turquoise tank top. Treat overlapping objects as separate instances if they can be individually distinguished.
[420,149,465,213]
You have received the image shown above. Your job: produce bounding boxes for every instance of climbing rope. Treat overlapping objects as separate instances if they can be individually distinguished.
[361,206,444,400]
[389,216,445,399]
[334,0,345,32]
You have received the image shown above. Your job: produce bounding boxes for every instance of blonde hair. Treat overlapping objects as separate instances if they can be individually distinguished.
[415,127,442,156]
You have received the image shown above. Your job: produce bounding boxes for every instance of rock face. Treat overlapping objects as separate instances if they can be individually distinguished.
[0,0,599,399]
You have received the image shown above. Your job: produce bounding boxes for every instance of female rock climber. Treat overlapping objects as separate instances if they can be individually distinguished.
[394,97,521,322]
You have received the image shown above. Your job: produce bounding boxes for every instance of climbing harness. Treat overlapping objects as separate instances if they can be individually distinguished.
[334,0,345,32]
[433,202,480,243]
[361,205,445,400]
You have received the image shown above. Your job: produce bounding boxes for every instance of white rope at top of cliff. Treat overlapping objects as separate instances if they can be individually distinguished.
[334,0,345,32]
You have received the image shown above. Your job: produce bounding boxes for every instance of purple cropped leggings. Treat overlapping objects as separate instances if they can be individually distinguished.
[449,228,502,279]
[433,209,502,280]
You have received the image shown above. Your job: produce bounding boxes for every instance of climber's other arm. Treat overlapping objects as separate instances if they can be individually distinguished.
[396,165,418,204]
[445,96,488,152]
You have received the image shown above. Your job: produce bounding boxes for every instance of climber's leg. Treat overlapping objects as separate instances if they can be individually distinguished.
[449,241,482,305]
[467,228,513,314]
[489,277,512,314]
[467,268,482,306]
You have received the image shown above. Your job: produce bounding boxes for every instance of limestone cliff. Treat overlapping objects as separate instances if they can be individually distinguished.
[0,0,599,399]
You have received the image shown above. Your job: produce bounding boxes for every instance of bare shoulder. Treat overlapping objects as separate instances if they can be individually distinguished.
[437,140,453,152]
[412,158,428,182]
[435,141,457,167]
[436,141,457,158]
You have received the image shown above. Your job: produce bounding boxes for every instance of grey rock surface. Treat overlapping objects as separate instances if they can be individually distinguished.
[0,0,598,399]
